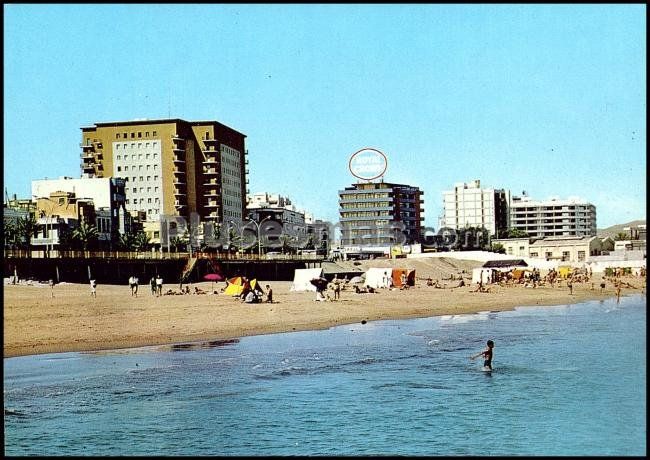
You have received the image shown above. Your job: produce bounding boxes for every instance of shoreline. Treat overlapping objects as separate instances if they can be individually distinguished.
[4,278,645,359]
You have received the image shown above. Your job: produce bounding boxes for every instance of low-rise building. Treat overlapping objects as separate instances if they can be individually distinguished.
[528,236,612,263]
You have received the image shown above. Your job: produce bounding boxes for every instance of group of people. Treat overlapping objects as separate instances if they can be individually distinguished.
[239,283,273,304]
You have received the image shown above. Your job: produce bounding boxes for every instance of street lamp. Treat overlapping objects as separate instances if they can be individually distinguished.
[246,216,272,257]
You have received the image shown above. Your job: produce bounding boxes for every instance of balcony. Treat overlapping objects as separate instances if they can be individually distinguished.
[82,164,95,172]
[173,169,185,175]
[203,144,217,152]
[81,152,94,159]
[80,143,94,150]
[203,169,219,175]
[173,179,186,186]
[204,180,219,187]
[173,189,187,196]
[203,157,218,164]
[205,212,220,219]
[202,137,219,144]
[174,202,187,209]
[205,202,220,208]
[244,159,249,165]
[172,134,184,141]
[173,146,185,152]
[173,156,185,164]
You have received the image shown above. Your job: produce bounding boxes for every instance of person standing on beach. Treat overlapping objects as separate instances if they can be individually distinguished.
[567,277,573,295]
[265,284,273,303]
[49,279,55,298]
[156,275,163,297]
[129,275,139,297]
[150,276,157,296]
[470,340,494,370]
[90,279,97,298]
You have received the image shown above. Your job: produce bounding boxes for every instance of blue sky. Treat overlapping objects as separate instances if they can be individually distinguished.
[4,4,646,228]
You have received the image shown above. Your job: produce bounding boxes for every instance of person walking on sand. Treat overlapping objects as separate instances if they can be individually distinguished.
[265,284,273,303]
[333,280,341,300]
[129,275,139,297]
[90,279,97,298]
[470,340,494,370]
[600,277,606,294]
[156,275,163,297]
[49,279,55,298]
[150,276,157,296]
[567,277,573,295]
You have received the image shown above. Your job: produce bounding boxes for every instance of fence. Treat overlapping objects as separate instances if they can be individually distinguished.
[3,249,324,262]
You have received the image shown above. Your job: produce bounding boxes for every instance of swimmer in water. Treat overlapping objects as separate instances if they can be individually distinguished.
[470,340,494,370]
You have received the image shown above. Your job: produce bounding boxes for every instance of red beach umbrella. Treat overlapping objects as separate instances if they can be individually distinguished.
[203,273,225,290]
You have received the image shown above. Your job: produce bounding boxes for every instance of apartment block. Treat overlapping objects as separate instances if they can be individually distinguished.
[80,119,247,241]
[509,196,596,238]
[440,180,510,237]
[339,181,424,248]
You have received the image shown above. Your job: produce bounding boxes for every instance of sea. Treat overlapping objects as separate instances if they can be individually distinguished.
[4,294,646,456]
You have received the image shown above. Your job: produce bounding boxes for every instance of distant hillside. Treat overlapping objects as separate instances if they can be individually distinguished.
[597,220,646,239]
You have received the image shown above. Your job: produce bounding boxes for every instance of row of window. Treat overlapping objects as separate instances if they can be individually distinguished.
[342,211,391,218]
[116,131,158,139]
[126,197,159,205]
[117,165,159,172]
[115,143,159,150]
[116,153,159,161]
[131,186,159,194]
[124,176,159,183]
[341,193,390,200]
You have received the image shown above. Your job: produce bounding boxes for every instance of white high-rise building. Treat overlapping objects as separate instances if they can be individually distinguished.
[509,196,597,238]
[440,180,510,237]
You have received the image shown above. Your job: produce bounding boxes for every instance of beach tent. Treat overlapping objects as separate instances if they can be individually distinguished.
[558,266,573,279]
[224,276,247,296]
[249,279,265,294]
[472,268,494,284]
[392,268,416,288]
[291,268,323,291]
[365,268,393,289]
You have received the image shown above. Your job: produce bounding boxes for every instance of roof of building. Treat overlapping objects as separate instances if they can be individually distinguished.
[482,259,528,268]
[82,118,246,137]
[529,236,599,247]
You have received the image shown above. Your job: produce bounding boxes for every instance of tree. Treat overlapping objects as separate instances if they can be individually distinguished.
[505,228,529,239]
[455,226,490,251]
[491,243,506,254]
[17,215,39,253]
[73,220,99,252]
[614,232,629,241]
[3,220,19,249]
[133,230,150,251]
[118,232,136,251]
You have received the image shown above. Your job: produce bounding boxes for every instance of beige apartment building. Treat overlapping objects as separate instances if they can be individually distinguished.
[80,119,247,242]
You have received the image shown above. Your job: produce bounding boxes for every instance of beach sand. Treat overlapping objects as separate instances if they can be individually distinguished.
[4,271,644,358]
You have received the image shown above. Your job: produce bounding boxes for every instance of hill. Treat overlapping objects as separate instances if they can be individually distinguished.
[597,219,646,239]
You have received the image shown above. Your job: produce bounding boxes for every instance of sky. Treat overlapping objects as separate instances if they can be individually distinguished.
[4,4,646,229]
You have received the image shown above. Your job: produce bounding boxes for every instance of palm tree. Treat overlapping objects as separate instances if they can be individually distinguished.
[118,232,135,251]
[17,215,39,255]
[73,220,99,254]
[614,232,629,241]
[133,230,150,251]
[3,220,19,249]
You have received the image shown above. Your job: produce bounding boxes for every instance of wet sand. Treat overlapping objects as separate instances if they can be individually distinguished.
[4,276,643,358]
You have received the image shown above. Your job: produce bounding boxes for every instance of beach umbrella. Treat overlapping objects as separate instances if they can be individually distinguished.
[348,275,365,284]
[310,277,328,292]
[203,273,224,290]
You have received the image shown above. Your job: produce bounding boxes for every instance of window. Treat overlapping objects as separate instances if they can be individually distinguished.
[154,187,159,192]
[147,187,151,192]
[140,176,143,181]
[140,187,144,193]
[578,251,586,262]
[126,199,129,204]
[153,131,157,136]
[545,252,553,259]
[131,132,135,138]
[132,177,136,182]
[117,133,121,139]
[124,166,129,171]
[148,198,152,204]
[123,132,127,138]
[132,188,137,193]
[146,165,150,170]
[138,154,142,160]
[153,164,158,170]
[116,155,121,160]
[530,252,538,258]
[562,251,570,261]
[116,145,120,150]
[138,165,143,171]
[146,132,149,137]
[147,176,151,181]
[138,132,142,138]
[117,166,122,172]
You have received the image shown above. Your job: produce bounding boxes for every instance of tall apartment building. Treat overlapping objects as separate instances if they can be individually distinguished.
[339,181,424,247]
[80,118,247,240]
[440,180,510,237]
[509,196,597,238]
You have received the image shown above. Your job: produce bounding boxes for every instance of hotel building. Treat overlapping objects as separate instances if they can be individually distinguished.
[338,181,424,250]
[509,196,597,238]
[440,180,510,238]
[80,118,247,242]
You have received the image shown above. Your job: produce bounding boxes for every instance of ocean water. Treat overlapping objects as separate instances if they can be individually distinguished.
[4,294,646,456]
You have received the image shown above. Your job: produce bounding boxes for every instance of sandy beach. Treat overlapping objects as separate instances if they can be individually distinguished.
[4,261,644,358]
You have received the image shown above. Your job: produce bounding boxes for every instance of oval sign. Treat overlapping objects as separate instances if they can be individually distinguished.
[348,148,388,181]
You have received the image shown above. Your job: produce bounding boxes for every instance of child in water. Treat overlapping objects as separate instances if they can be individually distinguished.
[470,340,494,370]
